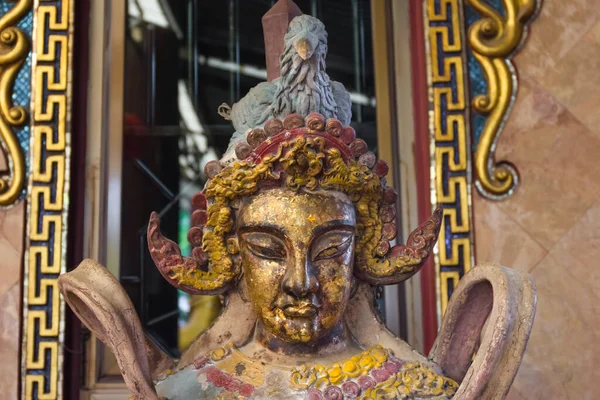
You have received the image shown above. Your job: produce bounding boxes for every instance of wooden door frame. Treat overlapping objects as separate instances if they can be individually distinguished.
[77,0,129,397]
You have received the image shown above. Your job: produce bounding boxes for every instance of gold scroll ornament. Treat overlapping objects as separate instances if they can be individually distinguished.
[0,0,31,206]
[467,0,539,199]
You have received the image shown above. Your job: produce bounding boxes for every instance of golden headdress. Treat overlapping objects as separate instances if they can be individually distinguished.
[147,111,442,295]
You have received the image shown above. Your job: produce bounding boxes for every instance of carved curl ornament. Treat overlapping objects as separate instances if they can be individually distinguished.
[467,0,539,199]
[0,0,31,206]
[148,112,443,295]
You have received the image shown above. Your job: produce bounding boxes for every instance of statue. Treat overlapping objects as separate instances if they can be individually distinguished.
[58,3,536,399]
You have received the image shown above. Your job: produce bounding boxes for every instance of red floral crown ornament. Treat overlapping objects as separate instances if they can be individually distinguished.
[147,112,442,295]
[204,113,387,182]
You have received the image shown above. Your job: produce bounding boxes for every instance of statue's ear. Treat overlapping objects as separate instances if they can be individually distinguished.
[147,212,237,295]
[354,207,443,285]
[429,264,536,399]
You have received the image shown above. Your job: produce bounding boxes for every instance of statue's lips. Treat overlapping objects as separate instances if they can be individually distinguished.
[282,303,318,318]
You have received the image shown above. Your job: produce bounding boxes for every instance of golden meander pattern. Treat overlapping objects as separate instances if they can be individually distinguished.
[425,0,475,316]
[21,0,72,398]
[0,0,31,206]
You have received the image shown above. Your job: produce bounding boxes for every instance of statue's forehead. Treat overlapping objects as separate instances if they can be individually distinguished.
[238,189,356,233]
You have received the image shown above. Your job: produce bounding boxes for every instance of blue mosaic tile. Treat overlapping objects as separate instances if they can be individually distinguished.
[464,0,504,149]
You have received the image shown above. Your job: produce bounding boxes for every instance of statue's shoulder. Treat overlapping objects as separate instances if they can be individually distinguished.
[156,343,458,399]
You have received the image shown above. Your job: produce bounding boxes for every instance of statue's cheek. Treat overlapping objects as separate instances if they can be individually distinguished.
[241,252,286,308]
[316,258,353,326]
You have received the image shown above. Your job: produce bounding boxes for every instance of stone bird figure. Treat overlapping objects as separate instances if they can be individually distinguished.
[221,15,352,162]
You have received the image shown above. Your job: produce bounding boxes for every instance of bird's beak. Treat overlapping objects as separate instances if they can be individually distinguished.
[294,34,317,60]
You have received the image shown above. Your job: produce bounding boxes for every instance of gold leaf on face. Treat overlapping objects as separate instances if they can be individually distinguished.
[237,189,355,343]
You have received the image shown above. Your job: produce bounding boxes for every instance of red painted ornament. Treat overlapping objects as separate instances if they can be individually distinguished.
[358,151,376,168]
[191,210,207,227]
[247,128,267,148]
[306,112,326,132]
[204,160,222,179]
[382,187,397,205]
[326,118,344,137]
[380,205,396,223]
[375,240,391,256]
[382,223,398,240]
[283,113,305,129]
[235,142,253,160]
[191,192,207,211]
[341,126,356,144]
[264,118,284,136]
[192,247,209,266]
[373,160,389,177]
[187,227,203,247]
[349,138,368,157]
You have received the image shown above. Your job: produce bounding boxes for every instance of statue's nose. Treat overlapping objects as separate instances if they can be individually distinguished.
[294,37,314,60]
[282,254,319,298]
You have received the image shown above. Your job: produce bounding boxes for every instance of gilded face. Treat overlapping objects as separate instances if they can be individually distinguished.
[238,188,356,343]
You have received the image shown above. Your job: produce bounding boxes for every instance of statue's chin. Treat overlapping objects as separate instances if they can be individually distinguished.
[262,309,321,344]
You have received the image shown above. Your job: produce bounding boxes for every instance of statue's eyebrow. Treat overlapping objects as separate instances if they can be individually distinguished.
[311,220,355,238]
[238,223,286,238]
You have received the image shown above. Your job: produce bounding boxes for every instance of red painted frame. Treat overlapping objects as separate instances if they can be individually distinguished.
[408,0,438,353]
[65,0,90,398]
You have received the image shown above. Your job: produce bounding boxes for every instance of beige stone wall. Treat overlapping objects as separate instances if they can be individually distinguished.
[474,1,600,398]
[0,204,25,399]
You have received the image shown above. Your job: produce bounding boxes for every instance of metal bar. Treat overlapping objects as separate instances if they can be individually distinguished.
[359,0,367,95]
[140,232,147,323]
[192,0,199,108]
[146,309,181,327]
[187,0,199,109]
[120,276,142,283]
[135,176,204,240]
[132,158,176,199]
[228,0,235,104]
[147,25,157,126]
[187,0,193,102]
[235,0,240,100]
[352,0,363,122]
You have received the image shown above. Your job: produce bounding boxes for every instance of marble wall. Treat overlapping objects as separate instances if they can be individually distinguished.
[474,1,600,398]
[0,204,24,399]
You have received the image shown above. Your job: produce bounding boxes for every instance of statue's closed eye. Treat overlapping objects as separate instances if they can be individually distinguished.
[241,232,287,260]
[313,233,353,261]
[240,229,354,261]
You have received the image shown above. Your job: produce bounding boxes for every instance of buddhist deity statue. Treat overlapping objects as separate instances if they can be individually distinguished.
[58,3,536,399]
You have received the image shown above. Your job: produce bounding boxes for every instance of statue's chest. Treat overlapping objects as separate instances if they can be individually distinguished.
[155,363,298,400]
[154,345,458,399]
